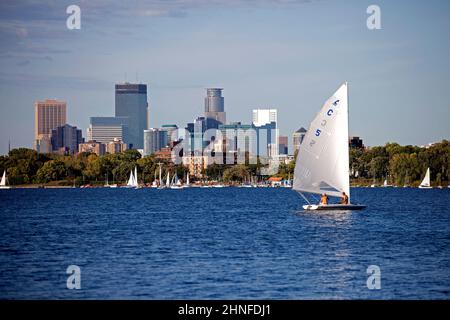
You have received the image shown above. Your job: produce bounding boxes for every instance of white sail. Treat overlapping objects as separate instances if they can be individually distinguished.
[127,170,135,186]
[177,176,182,186]
[293,82,350,201]
[420,168,431,187]
[186,173,190,186]
[0,171,6,186]
[166,172,170,187]
[134,167,138,187]
[383,179,387,187]
[159,166,162,185]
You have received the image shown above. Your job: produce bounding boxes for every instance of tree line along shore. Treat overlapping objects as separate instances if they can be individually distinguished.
[0,140,448,187]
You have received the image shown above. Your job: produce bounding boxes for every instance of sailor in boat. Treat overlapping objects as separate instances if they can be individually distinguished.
[320,193,329,205]
[340,192,349,205]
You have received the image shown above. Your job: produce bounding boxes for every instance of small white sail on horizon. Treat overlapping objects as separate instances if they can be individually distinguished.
[0,170,10,189]
[134,167,140,188]
[1,171,6,186]
[419,167,432,189]
[293,82,365,210]
[126,167,139,188]
[165,172,170,188]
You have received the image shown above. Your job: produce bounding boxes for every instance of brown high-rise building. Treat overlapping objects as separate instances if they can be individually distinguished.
[34,99,67,153]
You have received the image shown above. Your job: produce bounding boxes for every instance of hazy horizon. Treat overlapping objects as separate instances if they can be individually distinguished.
[1,0,449,155]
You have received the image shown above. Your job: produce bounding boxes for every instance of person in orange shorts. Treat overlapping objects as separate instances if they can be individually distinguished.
[320,193,328,205]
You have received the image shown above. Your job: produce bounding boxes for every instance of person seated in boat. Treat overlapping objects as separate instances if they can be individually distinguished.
[340,192,349,205]
[320,193,328,205]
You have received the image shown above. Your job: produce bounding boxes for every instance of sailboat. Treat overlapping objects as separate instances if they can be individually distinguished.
[382,177,393,187]
[170,173,183,189]
[135,167,142,189]
[185,172,190,188]
[0,170,11,189]
[164,172,170,188]
[151,169,158,188]
[105,173,118,188]
[293,82,366,211]
[418,167,432,189]
[125,167,139,188]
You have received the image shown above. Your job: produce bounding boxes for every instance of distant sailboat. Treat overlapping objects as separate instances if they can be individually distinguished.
[293,82,366,211]
[165,172,170,188]
[186,172,190,187]
[105,173,118,188]
[135,167,142,189]
[151,168,158,188]
[418,167,432,189]
[170,173,183,189]
[0,170,11,189]
[382,179,392,187]
[125,167,139,188]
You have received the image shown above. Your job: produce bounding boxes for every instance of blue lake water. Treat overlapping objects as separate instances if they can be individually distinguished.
[0,187,449,299]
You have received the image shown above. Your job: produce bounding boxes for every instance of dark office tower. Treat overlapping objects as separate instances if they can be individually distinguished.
[204,88,226,129]
[115,83,148,149]
[50,124,83,155]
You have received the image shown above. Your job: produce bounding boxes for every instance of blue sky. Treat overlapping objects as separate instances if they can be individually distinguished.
[0,0,449,155]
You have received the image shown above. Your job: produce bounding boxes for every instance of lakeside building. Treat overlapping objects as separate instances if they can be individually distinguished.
[106,138,127,154]
[349,136,365,149]
[34,99,67,153]
[161,124,178,144]
[252,109,277,127]
[293,127,307,154]
[79,140,106,156]
[252,109,278,158]
[87,116,129,147]
[50,124,84,155]
[278,136,288,155]
[182,154,216,178]
[143,128,168,156]
[218,122,257,164]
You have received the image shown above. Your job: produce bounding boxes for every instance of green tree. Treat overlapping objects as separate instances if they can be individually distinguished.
[223,165,250,182]
[35,160,68,183]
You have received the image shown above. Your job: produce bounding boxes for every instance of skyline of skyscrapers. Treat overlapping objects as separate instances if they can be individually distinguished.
[31,85,306,161]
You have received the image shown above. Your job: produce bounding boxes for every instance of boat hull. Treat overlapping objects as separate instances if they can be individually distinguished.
[303,204,366,211]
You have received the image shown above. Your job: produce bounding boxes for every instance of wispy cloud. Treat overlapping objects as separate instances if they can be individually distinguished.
[0,0,320,65]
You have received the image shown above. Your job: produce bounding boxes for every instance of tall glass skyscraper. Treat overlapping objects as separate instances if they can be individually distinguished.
[204,88,226,129]
[115,83,148,149]
[143,128,168,156]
